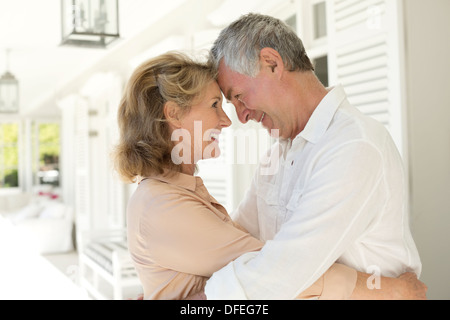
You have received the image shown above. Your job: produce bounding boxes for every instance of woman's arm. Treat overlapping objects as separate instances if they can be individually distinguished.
[142,194,264,277]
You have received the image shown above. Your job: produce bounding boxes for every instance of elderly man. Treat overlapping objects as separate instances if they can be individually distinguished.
[204,13,424,299]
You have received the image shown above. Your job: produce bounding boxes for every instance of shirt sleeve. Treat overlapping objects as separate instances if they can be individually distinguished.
[206,141,384,299]
[140,192,263,278]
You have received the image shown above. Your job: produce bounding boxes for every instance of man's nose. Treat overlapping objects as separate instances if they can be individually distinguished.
[234,101,250,124]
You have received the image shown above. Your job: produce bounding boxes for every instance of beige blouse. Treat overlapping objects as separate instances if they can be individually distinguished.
[127,171,356,300]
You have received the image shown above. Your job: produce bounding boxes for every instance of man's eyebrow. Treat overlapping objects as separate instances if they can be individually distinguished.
[225,88,233,102]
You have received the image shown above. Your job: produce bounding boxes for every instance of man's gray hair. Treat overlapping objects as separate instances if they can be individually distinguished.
[209,13,314,77]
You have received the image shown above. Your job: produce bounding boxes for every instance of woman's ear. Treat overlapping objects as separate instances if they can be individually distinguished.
[259,47,284,77]
[164,101,182,128]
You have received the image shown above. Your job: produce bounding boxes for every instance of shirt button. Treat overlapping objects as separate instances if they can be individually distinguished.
[291,160,294,166]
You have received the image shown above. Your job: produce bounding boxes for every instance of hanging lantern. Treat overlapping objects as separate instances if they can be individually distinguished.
[0,50,19,114]
[61,0,120,48]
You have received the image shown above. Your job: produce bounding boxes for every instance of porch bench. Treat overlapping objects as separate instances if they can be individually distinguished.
[78,229,142,300]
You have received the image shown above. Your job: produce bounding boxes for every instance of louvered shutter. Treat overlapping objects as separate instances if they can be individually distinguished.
[74,96,91,234]
[197,106,234,213]
[105,74,126,228]
[329,0,405,153]
[58,96,76,211]
[336,33,389,125]
[81,73,127,230]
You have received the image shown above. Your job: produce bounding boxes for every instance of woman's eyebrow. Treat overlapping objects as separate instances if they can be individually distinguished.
[210,95,223,102]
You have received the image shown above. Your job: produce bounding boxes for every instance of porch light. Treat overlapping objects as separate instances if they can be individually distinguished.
[0,50,19,114]
[61,0,120,48]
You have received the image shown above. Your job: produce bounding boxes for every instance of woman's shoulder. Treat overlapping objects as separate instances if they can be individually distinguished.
[130,177,190,209]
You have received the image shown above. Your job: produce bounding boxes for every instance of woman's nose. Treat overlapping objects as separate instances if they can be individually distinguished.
[220,109,232,128]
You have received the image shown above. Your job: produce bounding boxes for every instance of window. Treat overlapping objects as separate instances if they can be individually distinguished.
[302,1,329,88]
[313,1,327,39]
[32,122,61,187]
[285,14,297,32]
[313,55,329,87]
[0,122,19,188]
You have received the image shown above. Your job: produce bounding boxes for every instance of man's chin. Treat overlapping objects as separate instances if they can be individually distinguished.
[267,128,280,139]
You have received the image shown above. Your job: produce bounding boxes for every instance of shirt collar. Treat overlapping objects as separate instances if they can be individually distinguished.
[148,170,201,192]
[148,170,220,205]
[297,85,346,144]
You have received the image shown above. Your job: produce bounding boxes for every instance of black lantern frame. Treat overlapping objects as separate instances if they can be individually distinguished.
[61,0,120,48]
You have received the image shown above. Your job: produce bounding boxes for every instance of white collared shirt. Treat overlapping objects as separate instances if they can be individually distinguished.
[205,85,422,299]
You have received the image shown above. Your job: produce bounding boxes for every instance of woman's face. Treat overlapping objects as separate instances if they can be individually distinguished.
[174,80,232,170]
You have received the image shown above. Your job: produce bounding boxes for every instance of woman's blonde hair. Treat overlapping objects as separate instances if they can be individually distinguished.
[113,51,216,183]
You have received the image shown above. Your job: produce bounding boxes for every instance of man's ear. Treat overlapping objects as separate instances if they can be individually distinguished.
[164,101,182,128]
[259,47,284,76]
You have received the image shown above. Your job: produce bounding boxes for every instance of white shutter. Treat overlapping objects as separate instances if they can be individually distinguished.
[74,96,91,233]
[105,74,126,228]
[334,0,386,32]
[197,115,234,213]
[329,0,405,153]
[336,33,390,125]
[81,72,127,230]
[58,95,78,214]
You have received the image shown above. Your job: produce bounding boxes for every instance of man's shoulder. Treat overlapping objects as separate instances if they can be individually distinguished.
[326,102,389,146]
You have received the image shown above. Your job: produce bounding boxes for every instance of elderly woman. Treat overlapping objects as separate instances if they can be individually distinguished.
[113,52,425,300]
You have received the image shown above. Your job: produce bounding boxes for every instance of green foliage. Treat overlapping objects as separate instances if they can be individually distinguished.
[38,123,60,166]
[1,123,18,143]
[1,122,61,188]
[0,123,19,188]
[4,169,18,187]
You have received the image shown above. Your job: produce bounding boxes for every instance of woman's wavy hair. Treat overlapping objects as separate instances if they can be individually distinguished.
[113,51,216,183]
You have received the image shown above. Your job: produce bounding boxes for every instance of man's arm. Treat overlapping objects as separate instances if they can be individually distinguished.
[205,142,389,299]
[300,263,427,300]
[350,272,427,300]
[192,270,427,300]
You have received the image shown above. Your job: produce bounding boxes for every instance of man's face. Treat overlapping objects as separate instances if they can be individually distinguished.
[216,59,287,138]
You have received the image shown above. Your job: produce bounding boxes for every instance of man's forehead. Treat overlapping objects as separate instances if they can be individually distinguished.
[217,61,235,101]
